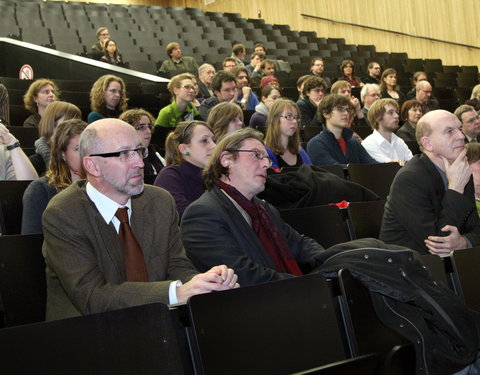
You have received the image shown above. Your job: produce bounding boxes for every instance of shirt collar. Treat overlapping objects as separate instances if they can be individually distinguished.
[86,182,132,224]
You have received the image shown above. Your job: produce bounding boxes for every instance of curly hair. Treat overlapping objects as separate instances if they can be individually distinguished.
[23,79,59,113]
[89,74,128,114]
[119,108,155,128]
[46,119,87,191]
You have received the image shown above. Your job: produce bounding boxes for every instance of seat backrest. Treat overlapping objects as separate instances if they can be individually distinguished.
[449,247,480,311]
[188,273,347,375]
[0,233,45,327]
[347,163,401,200]
[280,204,352,248]
[347,200,385,239]
[0,180,32,235]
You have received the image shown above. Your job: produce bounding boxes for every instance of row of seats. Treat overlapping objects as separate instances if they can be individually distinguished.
[0,232,478,374]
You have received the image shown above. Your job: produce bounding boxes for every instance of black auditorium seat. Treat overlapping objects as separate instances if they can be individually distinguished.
[0,180,32,235]
[347,162,402,200]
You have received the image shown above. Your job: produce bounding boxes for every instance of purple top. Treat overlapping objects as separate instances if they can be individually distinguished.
[154,160,204,218]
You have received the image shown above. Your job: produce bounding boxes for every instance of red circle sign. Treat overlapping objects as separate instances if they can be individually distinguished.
[19,64,34,80]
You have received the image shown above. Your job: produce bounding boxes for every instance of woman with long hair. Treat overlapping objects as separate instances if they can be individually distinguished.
[380,68,406,106]
[154,121,215,217]
[22,119,87,234]
[31,101,82,176]
[100,39,124,65]
[23,79,58,128]
[119,108,165,182]
[466,84,480,111]
[339,59,363,88]
[87,74,128,123]
[207,102,244,143]
[265,99,312,171]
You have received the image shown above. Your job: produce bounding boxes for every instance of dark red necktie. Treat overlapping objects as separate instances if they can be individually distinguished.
[114,207,148,282]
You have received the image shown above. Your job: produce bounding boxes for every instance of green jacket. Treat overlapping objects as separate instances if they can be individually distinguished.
[155,101,200,127]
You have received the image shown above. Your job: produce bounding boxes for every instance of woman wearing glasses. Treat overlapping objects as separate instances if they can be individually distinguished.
[265,99,312,171]
[119,109,165,182]
[22,119,87,234]
[155,73,201,128]
[154,121,215,218]
[87,74,128,124]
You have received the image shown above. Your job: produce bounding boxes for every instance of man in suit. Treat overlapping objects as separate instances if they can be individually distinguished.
[380,110,480,254]
[181,128,328,286]
[43,119,238,320]
[454,104,480,143]
[197,63,215,99]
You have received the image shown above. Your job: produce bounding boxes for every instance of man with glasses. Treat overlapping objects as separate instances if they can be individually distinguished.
[364,62,382,84]
[90,27,110,60]
[455,104,480,143]
[42,118,238,320]
[415,80,439,113]
[306,94,377,167]
[360,83,381,125]
[181,127,327,286]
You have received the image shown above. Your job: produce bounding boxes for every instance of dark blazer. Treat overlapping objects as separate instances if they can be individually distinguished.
[197,80,212,99]
[297,97,321,127]
[43,180,198,320]
[380,153,480,254]
[181,186,327,286]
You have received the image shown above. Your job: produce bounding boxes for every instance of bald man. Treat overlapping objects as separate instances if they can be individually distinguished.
[415,80,439,113]
[43,119,238,320]
[380,110,480,254]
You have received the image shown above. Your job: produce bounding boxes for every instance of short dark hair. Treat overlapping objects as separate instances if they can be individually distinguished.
[250,51,265,61]
[400,99,424,122]
[302,76,327,97]
[317,94,350,121]
[222,57,237,67]
[232,43,246,56]
[211,71,236,92]
[260,59,275,70]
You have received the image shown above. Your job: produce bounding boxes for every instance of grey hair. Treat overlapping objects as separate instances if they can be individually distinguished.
[360,83,380,103]
[198,63,214,74]
[79,126,104,159]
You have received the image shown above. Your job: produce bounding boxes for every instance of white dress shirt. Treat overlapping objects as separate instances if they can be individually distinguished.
[362,129,413,163]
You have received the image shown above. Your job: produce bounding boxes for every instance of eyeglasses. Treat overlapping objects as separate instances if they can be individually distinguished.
[310,88,325,93]
[106,89,122,95]
[135,124,153,131]
[367,93,381,97]
[280,114,300,122]
[90,147,148,162]
[181,85,195,90]
[229,149,273,167]
[333,106,350,113]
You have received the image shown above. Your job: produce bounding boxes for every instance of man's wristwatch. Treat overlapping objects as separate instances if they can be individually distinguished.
[6,141,21,151]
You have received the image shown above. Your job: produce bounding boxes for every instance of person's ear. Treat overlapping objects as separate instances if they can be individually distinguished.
[83,156,101,177]
[178,143,188,155]
[421,136,432,152]
[220,151,233,167]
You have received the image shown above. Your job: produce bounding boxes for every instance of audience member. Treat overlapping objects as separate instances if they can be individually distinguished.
[231,66,259,110]
[454,104,480,143]
[380,110,480,254]
[199,71,236,120]
[380,68,406,106]
[297,76,327,127]
[310,58,331,87]
[154,121,215,218]
[90,27,110,60]
[362,98,412,164]
[222,57,237,72]
[296,75,311,100]
[155,73,200,127]
[260,75,280,90]
[22,119,87,234]
[254,43,267,55]
[231,43,246,67]
[43,118,237,320]
[207,102,244,143]
[157,42,199,76]
[465,142,480,215]
[23,79,58,128]
[197,63,215,99]
[360,83,381,124]
[338,59,363,88]
[251,59,276,87]
[31,101,82,176]
[331,80,367,126]
[181,127,327,286]
[0,84,10,125]
[397,99,424,143]
[0,123,38,180]
[364,62,382,84]
[100,39,124,66]
[119,109,165,180]
[245,52,265,77]
[249,85,282,128]
[265,99,312,170]
[415,80,439,113]
[307,94,377,167]
[87,74,127,123]
[465,84,480,111]
[406,71,428,99]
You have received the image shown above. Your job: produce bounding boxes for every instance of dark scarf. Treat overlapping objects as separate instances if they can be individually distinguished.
[216,180,302,276]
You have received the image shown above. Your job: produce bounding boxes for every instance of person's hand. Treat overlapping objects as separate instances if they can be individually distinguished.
[425,225,468,255]
[442,149,471,194]
[264,97,275,110]
[176,265,239,303]
[254,62,261,72]
[0,123,17,146]
[242,86,252,98]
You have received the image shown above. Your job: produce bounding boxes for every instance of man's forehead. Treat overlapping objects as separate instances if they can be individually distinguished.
[462,110,477,121]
